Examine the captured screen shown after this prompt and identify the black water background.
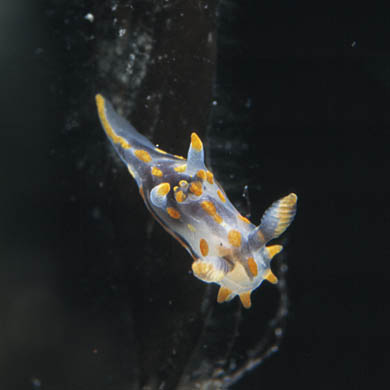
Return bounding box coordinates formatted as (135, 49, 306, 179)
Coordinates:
(0, 1, 387, 389)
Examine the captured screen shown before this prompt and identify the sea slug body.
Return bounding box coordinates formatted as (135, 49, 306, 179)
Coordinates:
(96, 94, 297, 308)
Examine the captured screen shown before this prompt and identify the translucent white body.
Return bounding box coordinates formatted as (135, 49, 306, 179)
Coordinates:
(96, 94, 297, 308)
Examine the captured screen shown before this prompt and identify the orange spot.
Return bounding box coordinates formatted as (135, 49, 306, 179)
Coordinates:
(248, 257, 258, 276)
(265, 244, 283, 259)
(151, 166, 163, 177)
(228, 230, 242, 247)
(214, 214, 223, 224)
(187, 224, 196, 232)
(201, 200, 223, 224)
(217, 189, 226, 203)
(166, 207, 181, 219)
(201, 200, 216, 216)
(217, 287, 232, 303)
(190, 181, 203, 196)
(191, 132, 203, 151)
(174, 164, 187, 173)
(175, 190, 186, 203)
(199, 238, 209, 256)
(206, 171, 214, 184)
(95, 95, 132, 150)
(196, 169, 207, 180)
(157, 182, 170, 197)
(134, 149, 152, 163)
(155, 147, 167, 154)
(264, 269, 278, 284)
(238, 214, 251, 224)
(239, 291, 252, 309)
(146, 202, 193, 258)
(174, 154, 185, 160)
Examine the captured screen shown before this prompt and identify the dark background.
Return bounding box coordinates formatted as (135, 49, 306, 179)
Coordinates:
(0, 0, 387, 389)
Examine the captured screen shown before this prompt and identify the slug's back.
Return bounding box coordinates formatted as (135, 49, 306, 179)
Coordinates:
(96, 94, 297, 308)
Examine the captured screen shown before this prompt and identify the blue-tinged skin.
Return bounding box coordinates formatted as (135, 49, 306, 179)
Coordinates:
(96, 94, 297, 308)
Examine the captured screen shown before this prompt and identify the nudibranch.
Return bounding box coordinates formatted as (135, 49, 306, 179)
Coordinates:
(95, 94, 297, 309)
